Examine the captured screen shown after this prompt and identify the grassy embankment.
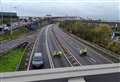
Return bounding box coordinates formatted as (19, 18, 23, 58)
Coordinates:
(0, 23, 42, 72)
(0, 21, 43, 41)
(0, 48, 25, 72)
(59, 21, 120, 55)
(0, 26, 29, 41)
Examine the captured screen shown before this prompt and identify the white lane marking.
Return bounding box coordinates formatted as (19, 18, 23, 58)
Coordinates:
(53, 28, 73, 67)
(54, 28, 82, 66)
(89, 57, 97, 63)
(27, 29, 41, 70)
(69, 34, 113, 63)
(45, 26, 54, 68)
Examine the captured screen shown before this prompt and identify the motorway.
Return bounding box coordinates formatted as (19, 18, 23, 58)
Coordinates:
(0, 23, 117, 82)
(29, 24, 113, 70)
(53, 24, 112, 65)
(27, 24, 119, 82)
(29, 27, 50, 69)
(29, 24, 71, 69)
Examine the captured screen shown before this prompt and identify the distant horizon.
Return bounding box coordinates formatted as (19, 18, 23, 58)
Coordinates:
(0, 11, 120, 22)
(0, 0, 119, 21)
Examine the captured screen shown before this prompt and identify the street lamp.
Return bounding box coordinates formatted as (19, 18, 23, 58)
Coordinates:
(0, 0, 3, 25)
(10, 6, 17, 36)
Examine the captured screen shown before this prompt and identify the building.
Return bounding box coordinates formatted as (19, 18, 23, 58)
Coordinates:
(0, 12, 18, 18)
(0, 12, 18, 24)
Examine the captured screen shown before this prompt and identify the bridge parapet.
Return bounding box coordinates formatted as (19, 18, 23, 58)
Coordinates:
(0, 63, 120, 82)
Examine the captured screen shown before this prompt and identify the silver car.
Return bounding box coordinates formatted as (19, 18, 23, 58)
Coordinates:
(32, 52, 44, 68)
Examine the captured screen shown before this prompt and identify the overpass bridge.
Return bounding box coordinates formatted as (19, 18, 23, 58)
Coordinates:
(0, 63, 120, 82)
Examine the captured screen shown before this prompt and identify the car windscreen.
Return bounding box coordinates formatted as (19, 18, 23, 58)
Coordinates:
(33, 56, 42, 61)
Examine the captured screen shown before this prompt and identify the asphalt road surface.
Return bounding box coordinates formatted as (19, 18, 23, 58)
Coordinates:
(52, 24, 112, 65)
(30, 24, 113, 70)
(30, 24, 119, 82)
(30, 26, 51, 69)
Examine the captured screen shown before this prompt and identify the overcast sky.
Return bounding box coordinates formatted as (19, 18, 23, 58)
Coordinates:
(0, 0, 120, 21)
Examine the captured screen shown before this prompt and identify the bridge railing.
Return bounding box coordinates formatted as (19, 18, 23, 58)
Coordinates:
(0, 63, 120, 82)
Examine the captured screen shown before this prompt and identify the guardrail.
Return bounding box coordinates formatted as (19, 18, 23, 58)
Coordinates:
(0, 63, 120, 82)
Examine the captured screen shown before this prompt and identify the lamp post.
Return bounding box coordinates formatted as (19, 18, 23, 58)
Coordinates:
(10, 6, 17, 36)
(0, 0, 3, 25)
(10, 11, 12, 35)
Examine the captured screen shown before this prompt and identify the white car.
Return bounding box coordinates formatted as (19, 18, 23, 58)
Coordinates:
(80, 48, 87, 56)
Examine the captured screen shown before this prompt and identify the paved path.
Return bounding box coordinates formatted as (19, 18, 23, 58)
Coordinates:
(0, 32, 37, 55)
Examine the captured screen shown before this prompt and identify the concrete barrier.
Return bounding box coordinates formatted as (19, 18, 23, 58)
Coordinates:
(0, 63, 120, 82)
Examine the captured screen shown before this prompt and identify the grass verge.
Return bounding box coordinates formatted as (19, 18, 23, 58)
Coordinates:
(0, 26, 29, 41)
(0, 48, 24, 72)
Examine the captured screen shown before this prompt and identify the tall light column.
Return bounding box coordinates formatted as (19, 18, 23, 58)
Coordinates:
(0, 0, 3, 25)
